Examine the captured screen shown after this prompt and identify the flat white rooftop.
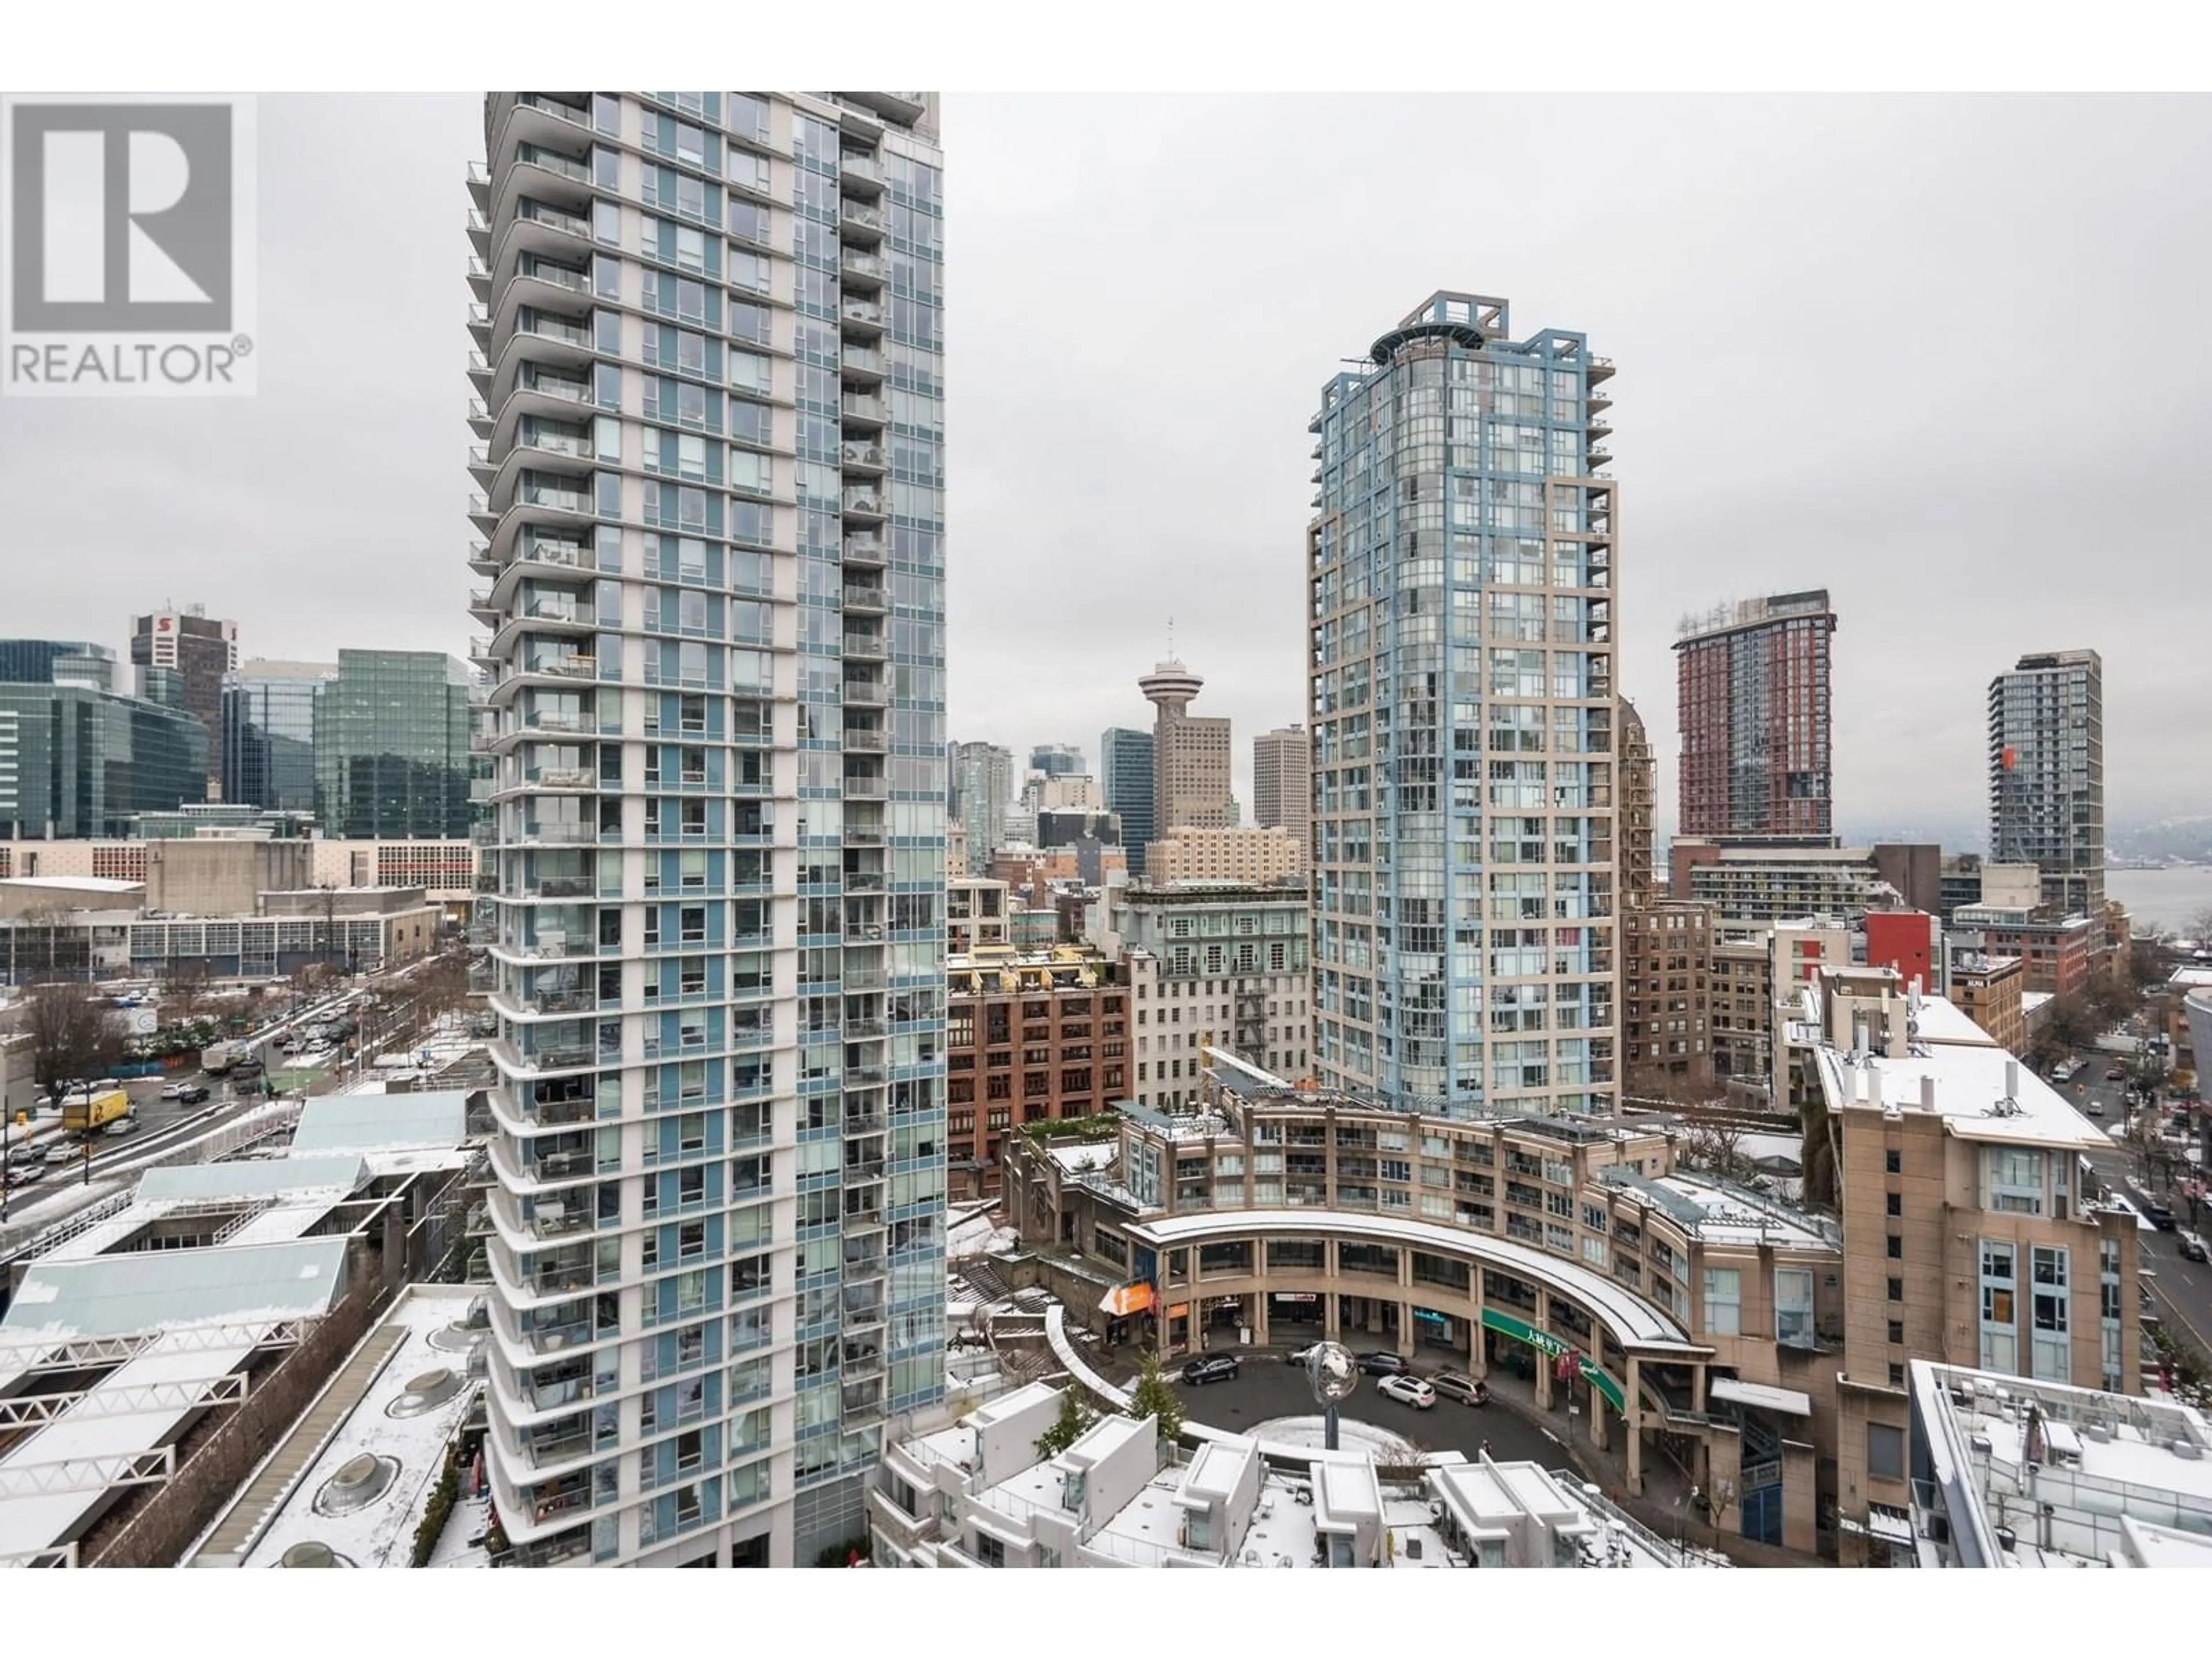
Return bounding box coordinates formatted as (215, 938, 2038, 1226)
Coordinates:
(1820, 1042, 2110, 1151)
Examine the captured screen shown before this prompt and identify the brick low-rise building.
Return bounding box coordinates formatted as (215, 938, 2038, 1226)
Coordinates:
(947, 945, 1126, 1198)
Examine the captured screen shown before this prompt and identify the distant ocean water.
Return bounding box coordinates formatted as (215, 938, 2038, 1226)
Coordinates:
(2106, 867, 2212, 934)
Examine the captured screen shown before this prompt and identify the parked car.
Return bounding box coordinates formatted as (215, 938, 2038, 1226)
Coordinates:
(1357, 1351, 1411, 1376)
(1377, 1375, 1437, 1410)
(2181, 1233, 2210, 1264)
(1180, 1355, 1240, 1386)
(1427, 1370, 1488, 1406)
(177, 1084, 210, 1104)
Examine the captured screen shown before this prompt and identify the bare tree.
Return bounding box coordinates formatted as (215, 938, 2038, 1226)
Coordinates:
(23, 981, 126, 1105)
(162, 957, 216, 1024)
(2187, 907, 2212, 951)
(1678, 1120, 1758, 1185)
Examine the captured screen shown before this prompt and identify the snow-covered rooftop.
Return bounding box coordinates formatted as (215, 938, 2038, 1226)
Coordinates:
(1639, 1171, 1839, 1251)
(1, 1237, 348, 1342)
(1912, 1359, 2212, 1568)
(199, 1286, 486, 1569)
(0, 874, 143, 893)
(884, 1384, 1715, 1571)
(1818, 1041, 2111, 1151)
(290, 1091, 471, 1156)
(1047, 1142, 1116, 1176)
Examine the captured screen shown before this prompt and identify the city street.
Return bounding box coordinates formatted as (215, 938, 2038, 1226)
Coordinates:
(1169, 1349, 1570, 1468)
(2059, 1046, 2212, 1355)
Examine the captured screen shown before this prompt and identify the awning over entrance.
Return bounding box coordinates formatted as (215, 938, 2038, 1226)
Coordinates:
(1709, 1378, 1815, 1417)
(1099, 1282, 1156, 1317)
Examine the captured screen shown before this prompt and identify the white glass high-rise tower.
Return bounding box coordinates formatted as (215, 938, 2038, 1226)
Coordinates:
(467, 90, 946, 1569)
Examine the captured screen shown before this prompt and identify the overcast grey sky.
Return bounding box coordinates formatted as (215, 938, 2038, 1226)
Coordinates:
(3, 93, 2206, 846)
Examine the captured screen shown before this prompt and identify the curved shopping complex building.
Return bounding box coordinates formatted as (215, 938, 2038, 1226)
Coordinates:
(1001, 971, 2143, 1564)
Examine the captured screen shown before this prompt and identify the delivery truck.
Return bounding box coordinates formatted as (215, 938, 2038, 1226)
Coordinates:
(62, 1088, 132, 1137)
(202, 1040, 256, 1074)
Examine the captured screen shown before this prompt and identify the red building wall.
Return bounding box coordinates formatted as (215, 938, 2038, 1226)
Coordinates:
(1865, 910, 1938, 995)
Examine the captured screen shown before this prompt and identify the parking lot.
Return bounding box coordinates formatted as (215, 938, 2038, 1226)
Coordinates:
(1169, 1348, 1574, 1468)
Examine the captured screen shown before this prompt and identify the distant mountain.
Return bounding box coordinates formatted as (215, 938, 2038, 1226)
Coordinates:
(1840, 821, 1987, 856)
(2110, 816, 2212, 863)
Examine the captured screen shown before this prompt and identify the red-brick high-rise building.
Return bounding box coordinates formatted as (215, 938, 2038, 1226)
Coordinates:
(1673, 590, 1837, 844)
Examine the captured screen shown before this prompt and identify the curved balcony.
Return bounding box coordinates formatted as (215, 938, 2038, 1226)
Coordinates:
(482, 1079, 602, 1138)
(482, 700, 600, 755)
(487, 1128, 607, 1198)
(485, 196, 596, 290)
(491, 1033, 604, 1084)
(487, 648, 601, 706)
(484, 525, 594, 593)
(490, 93, 593, 161)
(493, 1407, 605, 1483)
(487, 977, 597, 1020)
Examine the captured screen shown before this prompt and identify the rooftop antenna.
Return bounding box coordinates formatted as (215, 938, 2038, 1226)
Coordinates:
(1166, 615, 1176, 662)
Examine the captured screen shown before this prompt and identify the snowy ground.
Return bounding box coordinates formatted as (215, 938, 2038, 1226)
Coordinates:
(1246, 1415, 1418, 1460)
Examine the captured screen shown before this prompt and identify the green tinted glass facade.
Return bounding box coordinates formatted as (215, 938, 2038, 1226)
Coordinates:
(314, 650, 475, 838)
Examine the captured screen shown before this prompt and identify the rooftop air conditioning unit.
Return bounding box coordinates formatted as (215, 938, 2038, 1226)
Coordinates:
(2171, 1440, 2203, 1460)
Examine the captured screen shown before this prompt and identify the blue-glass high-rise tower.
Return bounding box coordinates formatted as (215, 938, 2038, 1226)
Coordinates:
(469, 90, 946, 1569)
(1307, 291, 1619, 1115)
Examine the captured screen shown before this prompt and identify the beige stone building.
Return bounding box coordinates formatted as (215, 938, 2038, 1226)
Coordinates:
(1788, 965, 2141, 1565)
(0, 836, 478, 908)
(1250, 725, 1310, 871)
(1143, 825, 1301, 887)
(1709, 918, 1849, 1089)
(1949, 947, 2026, 1058)
(1619, 701, 1713, 1092)
(1005, 1058, 1845, 1555)
(948, 876, 1010, 953)
(144, 838, 313, 916)
(1138, 658, 1232, 835)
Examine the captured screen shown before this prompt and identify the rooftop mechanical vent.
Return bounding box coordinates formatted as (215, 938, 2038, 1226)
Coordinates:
(313, 1453, 399, 1517)
(387, 1368, 463, 1418)
(278, 1541, 354, 1568)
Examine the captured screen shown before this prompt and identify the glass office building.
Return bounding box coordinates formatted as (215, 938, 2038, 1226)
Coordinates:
(1099, 725, 1154, 877)
(313, 650, 475, 839)
(222, 660, 339, 815)
(0, 639, 118, 692)
(1306, 291, 1620, 1116)
(0, 683, 208, 839)
(468, 90, 946, 1569)
(1988, 649, 2104, 926)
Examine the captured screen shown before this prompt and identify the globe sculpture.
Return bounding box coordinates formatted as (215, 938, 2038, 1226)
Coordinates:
(1305, 1340, 1358, 1452)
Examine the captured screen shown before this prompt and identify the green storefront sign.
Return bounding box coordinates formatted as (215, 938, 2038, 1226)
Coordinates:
(1479, 1308, 1626, 1413)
